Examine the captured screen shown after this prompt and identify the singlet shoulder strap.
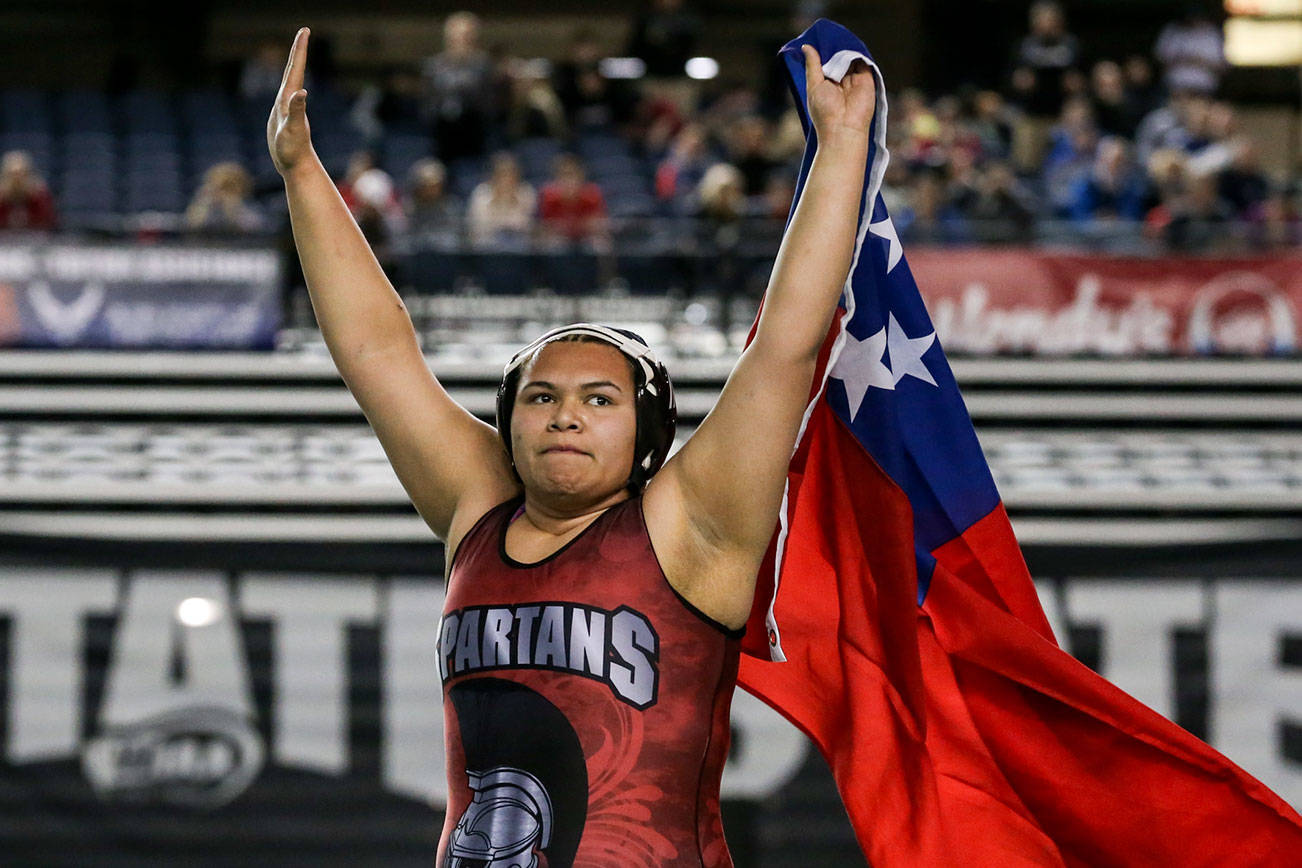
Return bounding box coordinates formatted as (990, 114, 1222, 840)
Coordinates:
(447, 493, 524, 577)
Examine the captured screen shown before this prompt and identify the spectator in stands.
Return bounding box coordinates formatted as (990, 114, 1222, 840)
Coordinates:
(241, 40, 289, 103)
(554, 28, 604, 116)
(951, 160, 1036, 241)
(421, 11, 493, 162)
(350, 167, 408, 275)
(1218, 139, 1270, 217)
(1155, 5, 1226, 97)
(1182, 101, 1261, 200)
(626, 0, 704, 77)
(969, 90, 1016, 162)
(634, 92, 688, 155)
(1134, 90, 1210, 164)
(184, 162, 266, 234)
(655, 122, 713, 213)
(553, 36, 639, 134)
(504, 58, 568, 142)
(1123, 54, 1163, 118)
(1164, 172, 1234, 251)
(930, 94, 983, 170)
(467, 151, 537, 248)
(485, 41, 518, 143)
(335, 152, 406, 257)
(1143, 147, 1227, 249)
(901, 166, 970, 244)
(0, 150, 56, 231)
(1043, 97, 1100, 214)
(696, 163, 747, 226)
(406, 158, 462, 245)
(1090, 60, 1144, 140)
(373, 68, 426, 134)
(759, 169, 797, 221)
(337, 151, 379, 211)
(944, 145, 982, 210)
(1009, 0, 1082, 119)
(879, 158, 913, 216)
(1067, 137, 1147, 223)
(727, 115, 778, 197)
(895, 88, 942, 166)
(539, 153, 609, 246)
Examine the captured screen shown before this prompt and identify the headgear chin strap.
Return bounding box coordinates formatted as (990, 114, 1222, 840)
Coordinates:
(496, 323, 678, 494)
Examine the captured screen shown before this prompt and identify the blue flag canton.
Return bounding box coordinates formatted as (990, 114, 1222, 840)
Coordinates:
(780, 20, 1002, 600)
(824, 196, 1000, 593)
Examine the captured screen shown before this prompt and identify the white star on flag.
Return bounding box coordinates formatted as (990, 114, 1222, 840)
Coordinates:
(868, 215, 902, 272)
(828, 325, 892, 419)
(886, 312, 937, 386)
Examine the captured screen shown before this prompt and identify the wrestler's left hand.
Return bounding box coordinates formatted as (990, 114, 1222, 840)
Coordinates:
(801, 43, 876, 143)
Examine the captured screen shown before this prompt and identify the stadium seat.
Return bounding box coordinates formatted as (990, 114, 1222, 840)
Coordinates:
(541, 248, 599, 295)
(1, 88, 52, 134)
(118, 90, 177, 135)
(473, 248, 535, 294)
(575, 131, 632, 162)
(180, 89, 238, 135)
(381, 132, 432, 181)
(407, 248, 465, 294)
(448, 156, 488, 198)
(514, 136, 562, 176)
(56, 90, 112, 134)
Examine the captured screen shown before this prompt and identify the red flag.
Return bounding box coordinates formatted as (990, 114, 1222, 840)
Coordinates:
(737, 19, 1302, 866)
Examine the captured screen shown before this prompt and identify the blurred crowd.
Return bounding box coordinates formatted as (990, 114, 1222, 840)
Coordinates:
(884, 1, 1298, 251)
(1, 0, 1297, 257)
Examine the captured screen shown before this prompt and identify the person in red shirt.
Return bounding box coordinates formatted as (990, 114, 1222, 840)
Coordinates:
(0, 151, 57, 231)
(538, 153, 608, 247)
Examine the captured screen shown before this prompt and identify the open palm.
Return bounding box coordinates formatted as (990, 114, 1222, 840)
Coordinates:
(266, 28, 314, 176)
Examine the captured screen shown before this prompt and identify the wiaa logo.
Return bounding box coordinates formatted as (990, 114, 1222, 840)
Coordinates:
(81, 706, 264, 810)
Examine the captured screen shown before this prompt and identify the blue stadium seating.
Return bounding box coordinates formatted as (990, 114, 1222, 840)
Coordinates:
(1, 89, 52, 134)
(57, 90, 112, 134)
(381, 132, 432, 182)
(119, 90, 177, 135)
(2, 85, 665, 228)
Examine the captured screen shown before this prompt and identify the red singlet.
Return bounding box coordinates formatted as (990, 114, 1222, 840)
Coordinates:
(436, 491, 742, 868)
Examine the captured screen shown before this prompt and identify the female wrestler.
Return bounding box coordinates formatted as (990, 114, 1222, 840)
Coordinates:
(269, 27, 874, 866)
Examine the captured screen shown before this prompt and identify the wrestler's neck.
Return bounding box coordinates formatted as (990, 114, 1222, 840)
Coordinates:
(518, 486, 631, 536)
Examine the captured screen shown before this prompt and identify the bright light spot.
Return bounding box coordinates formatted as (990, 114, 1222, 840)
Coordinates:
(176, 597, 223, 628)
(685, 302, 710, 325)
(599, 57, 647, 79)
(685, 57, 719, 80)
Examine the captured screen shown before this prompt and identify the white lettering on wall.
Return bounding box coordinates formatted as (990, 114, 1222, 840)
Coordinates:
(0, 569, 116, 762)
(100, 573, 253, 727)
(241, 575, 378, 775)
(1066, 580, 1204, 720)
(1212, 581, 1302, 806)
(383, 578, 447, 803)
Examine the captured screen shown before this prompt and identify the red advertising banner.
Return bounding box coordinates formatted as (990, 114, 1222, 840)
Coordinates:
(907, 250, 1302, 356)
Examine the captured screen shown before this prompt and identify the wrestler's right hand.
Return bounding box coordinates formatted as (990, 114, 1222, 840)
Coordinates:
(267, 27, 314, 177)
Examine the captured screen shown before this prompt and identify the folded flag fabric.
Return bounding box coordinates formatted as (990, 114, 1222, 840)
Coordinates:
(734, 18, 1302, 867)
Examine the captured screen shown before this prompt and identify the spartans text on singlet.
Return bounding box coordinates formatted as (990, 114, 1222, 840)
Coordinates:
(439, 602, 660, 709)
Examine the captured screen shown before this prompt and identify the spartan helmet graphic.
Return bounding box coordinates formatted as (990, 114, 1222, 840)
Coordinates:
(446, 766, 555, 868)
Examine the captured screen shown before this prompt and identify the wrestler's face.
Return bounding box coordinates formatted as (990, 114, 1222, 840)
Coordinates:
(512, 341, 637, 500)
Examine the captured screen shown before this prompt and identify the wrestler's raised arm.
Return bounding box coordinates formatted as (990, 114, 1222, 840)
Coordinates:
(269, 28, 519, 545)
(649, 44, 877, 627)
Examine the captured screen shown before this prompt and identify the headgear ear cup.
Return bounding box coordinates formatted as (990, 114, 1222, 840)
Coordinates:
(496, 323, 677, 494)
